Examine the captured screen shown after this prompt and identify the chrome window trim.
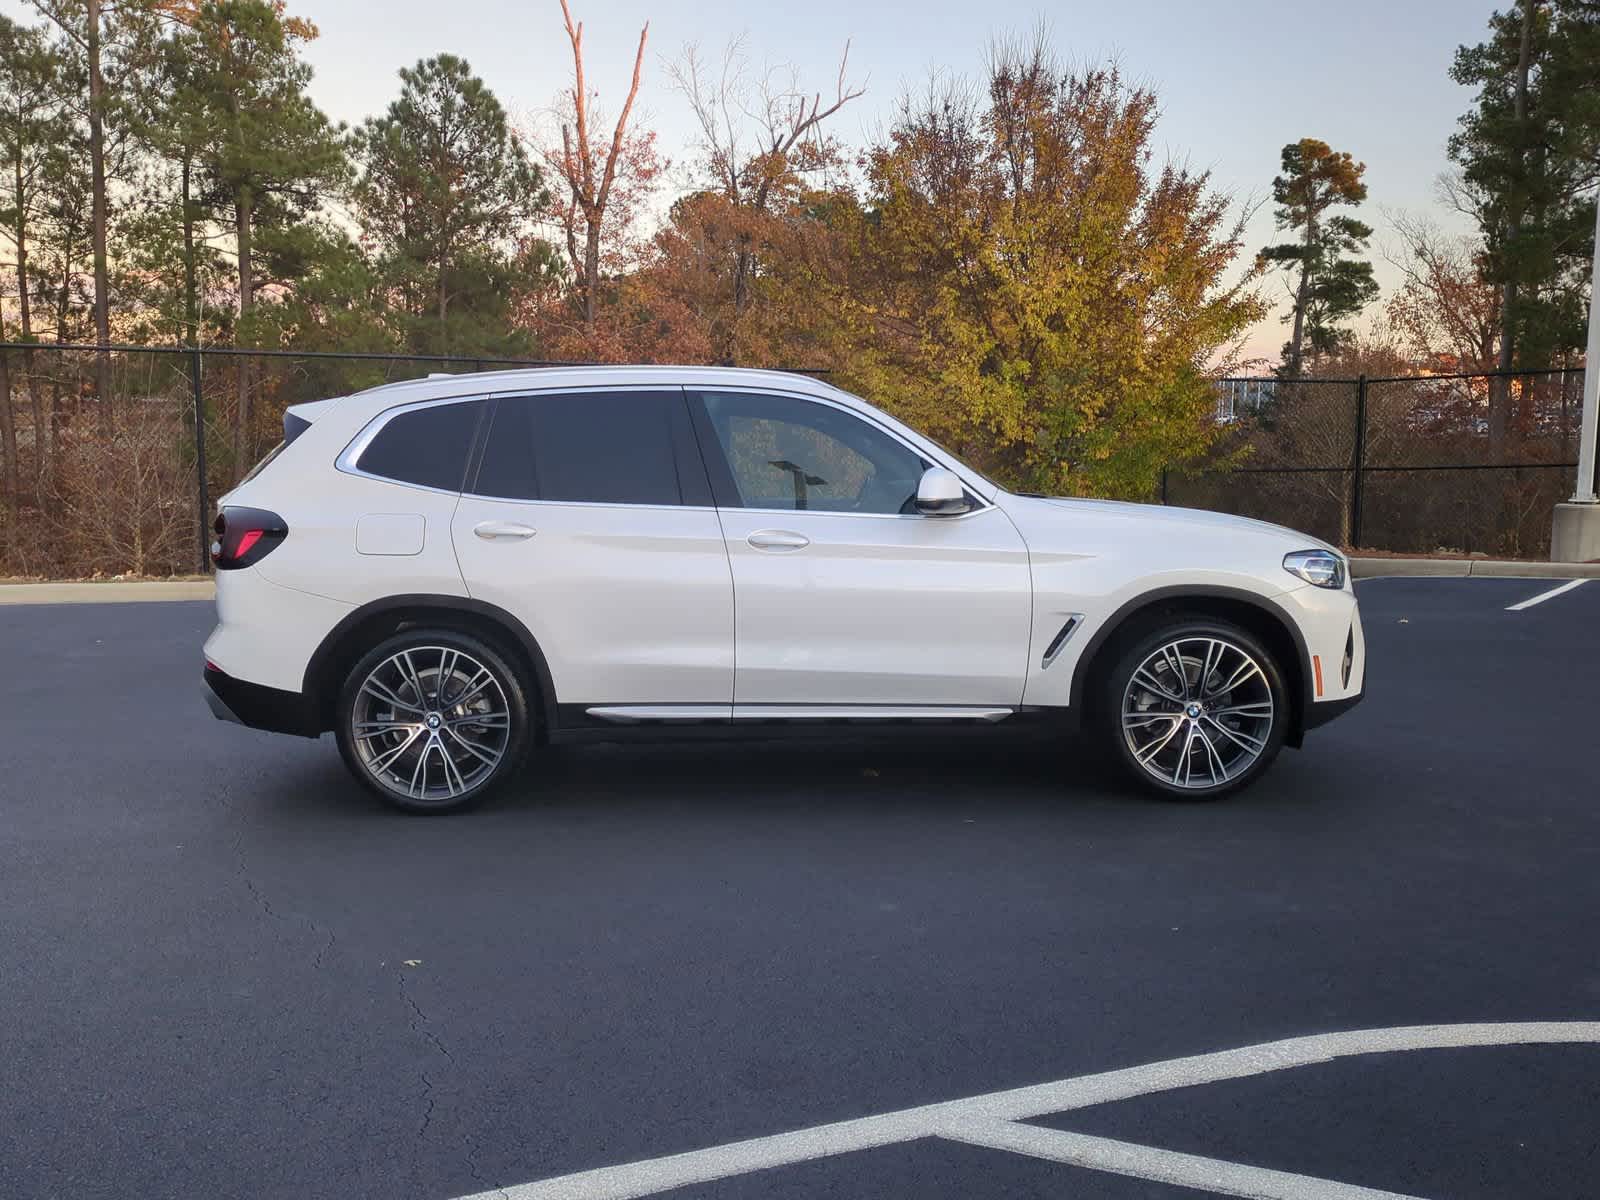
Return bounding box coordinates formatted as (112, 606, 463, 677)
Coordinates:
(336, 393, 488, 495)
(337, 382, 999, 514)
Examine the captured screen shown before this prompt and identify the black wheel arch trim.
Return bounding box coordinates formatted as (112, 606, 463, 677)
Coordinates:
(303, 594, 560, 733)
(1066, 584, 1313, 744)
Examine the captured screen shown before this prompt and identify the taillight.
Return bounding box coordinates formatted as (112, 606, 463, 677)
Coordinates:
(211, 506, 288, 570)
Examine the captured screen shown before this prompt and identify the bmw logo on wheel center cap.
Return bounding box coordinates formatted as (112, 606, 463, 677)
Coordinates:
(425, 713, 441, 729)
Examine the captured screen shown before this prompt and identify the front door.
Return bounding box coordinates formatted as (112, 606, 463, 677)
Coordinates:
(451, 388, 734, 714)
(690, 389, 1032, 708)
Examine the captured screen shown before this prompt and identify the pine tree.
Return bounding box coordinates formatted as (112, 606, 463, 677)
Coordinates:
(351, 54, 551, 357)
(1258, 139, 1379, 378)
(29, 0, 164, 428)
(175, 0, 344, 466)
(0, 14, 72, 490)
(1449, 0, 1600, 389)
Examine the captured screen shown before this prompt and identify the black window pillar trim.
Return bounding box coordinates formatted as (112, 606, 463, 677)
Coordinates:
(682, 390, 746, 509)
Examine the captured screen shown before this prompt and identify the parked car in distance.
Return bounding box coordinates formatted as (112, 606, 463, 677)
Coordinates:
(203, 366, 1365, 813)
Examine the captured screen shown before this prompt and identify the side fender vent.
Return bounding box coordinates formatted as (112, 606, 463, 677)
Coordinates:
(1040, 615, 1084, 669)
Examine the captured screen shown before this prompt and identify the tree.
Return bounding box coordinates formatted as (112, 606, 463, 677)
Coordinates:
(1259, 138, 1379, 377)
(1383, 210, 1501, 373)
(711, 41, 1259, 500)
(0, 14, 72, 491)
(29, 0, 163, 427)
(176, 0, 344, 465)
(546, 0, 652, 341)
(351, 53, 550, 357)
(1449, 0, 1600, 452)
(120, 13, 224, 351)
(665, 35, 862, 356)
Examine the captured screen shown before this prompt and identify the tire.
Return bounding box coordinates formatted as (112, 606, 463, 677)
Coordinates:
(1102, 617, 1288, 800)
(335, 628, 533, 814)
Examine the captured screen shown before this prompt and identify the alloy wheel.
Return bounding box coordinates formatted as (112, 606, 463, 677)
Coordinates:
(349, 645, 512, 804)
(1120, 636, 1276, 790)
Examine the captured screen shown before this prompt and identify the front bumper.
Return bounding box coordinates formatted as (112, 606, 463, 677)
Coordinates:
(204, 664, 321, 738)
(1302, 690, 1364, 730)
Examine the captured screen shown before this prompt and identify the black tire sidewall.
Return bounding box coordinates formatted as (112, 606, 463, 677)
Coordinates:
(335, 628, 533, 814)
(1103, 618, 1288, 801)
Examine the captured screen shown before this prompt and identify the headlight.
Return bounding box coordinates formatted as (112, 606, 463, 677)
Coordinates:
(1283, 549, 1346, 589)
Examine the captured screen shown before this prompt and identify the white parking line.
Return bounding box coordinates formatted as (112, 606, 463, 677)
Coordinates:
(448, 1021, 1600, 1200)
(946, 1120, 1423, 1200)
(1506, 579, 1589, 611)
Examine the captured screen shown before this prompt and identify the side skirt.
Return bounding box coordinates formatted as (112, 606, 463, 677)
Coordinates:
(548, 704, 1073, 744)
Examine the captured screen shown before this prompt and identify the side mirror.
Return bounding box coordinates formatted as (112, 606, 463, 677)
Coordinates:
(914, 466, 972, 516)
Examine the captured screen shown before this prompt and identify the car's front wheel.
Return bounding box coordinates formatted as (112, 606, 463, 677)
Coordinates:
(335, 629, 532, 813)
(1103, 618, 1287, 799)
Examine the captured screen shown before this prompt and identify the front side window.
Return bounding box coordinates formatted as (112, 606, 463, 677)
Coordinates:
(474, 390, 688, 506)
(356, 400, 485, 492)
(699, 392, 930, 515)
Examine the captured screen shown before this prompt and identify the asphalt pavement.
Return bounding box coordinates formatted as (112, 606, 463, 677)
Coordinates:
(1, 577, 1597, 1199)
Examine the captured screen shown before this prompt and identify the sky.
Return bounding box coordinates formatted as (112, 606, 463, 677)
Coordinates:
(7, 0, 1501, 361)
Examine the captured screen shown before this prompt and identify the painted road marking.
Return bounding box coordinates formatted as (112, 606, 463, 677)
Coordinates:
(448, 1021, 1600, 1200)
(946, 1120, 1424, 1200)
(1506, 578, 1588, 611)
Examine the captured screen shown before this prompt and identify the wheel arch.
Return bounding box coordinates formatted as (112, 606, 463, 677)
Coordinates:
(303, 594, 559, 737)
(1069, 586, 1311, 748)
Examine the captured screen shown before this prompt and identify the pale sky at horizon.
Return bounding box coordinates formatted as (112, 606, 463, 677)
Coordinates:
(5, 0, 1500, 361)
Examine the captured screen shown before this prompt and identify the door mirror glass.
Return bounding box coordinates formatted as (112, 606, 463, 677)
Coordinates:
(914, 467, 972, 516)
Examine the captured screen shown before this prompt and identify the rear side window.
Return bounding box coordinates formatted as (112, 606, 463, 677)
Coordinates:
(474, 391, 693, 506)
(357, 400, 484, 492)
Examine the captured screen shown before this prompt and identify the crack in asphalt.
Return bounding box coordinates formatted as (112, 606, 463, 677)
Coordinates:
(214, 775, 341, 969)
(399, 967, 490, 1188)
(212, 774, 488, 1191)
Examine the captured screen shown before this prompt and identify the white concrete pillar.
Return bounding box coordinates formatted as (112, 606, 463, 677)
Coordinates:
(1550, 190, 1600, 561)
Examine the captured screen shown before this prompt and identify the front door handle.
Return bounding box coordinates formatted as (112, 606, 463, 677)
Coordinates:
(747, 530, 810, 552)
(473, 521, 538, 541)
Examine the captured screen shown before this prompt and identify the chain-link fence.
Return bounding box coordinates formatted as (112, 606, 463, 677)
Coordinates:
(0, 346, 1593, 577)
(1169, 369, 1591, 558)
(0, 343, 569, 579)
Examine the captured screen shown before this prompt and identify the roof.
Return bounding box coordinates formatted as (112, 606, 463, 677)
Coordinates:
(351, 363, 837, 405)
(313, 363, 855, 434)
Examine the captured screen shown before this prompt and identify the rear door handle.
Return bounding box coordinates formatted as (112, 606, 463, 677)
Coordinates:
(747, 530, 810, 552)
(473, 521, 538, 541)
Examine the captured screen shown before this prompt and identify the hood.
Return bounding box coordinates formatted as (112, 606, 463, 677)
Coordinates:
(1028, 495, 1339, 553)
(994, 493, 1342, 586)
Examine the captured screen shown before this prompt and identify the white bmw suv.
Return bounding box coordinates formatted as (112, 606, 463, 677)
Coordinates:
(204, 366, 1365, 812)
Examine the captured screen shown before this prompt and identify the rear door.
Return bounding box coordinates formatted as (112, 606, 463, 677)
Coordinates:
(451, 388, 734, 716)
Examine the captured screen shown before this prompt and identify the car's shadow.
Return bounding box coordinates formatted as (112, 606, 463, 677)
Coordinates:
(251, 723, 1338, 829)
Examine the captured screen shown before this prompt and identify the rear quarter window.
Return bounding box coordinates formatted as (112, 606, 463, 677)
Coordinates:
(356, 400, 485, 492)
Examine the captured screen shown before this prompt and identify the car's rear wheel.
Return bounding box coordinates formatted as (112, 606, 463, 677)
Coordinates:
(335, 629, 532, 813)
(1103, 618, 1287, 800)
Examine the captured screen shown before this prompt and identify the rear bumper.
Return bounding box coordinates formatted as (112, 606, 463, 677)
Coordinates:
(204, 663, 321, 738)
